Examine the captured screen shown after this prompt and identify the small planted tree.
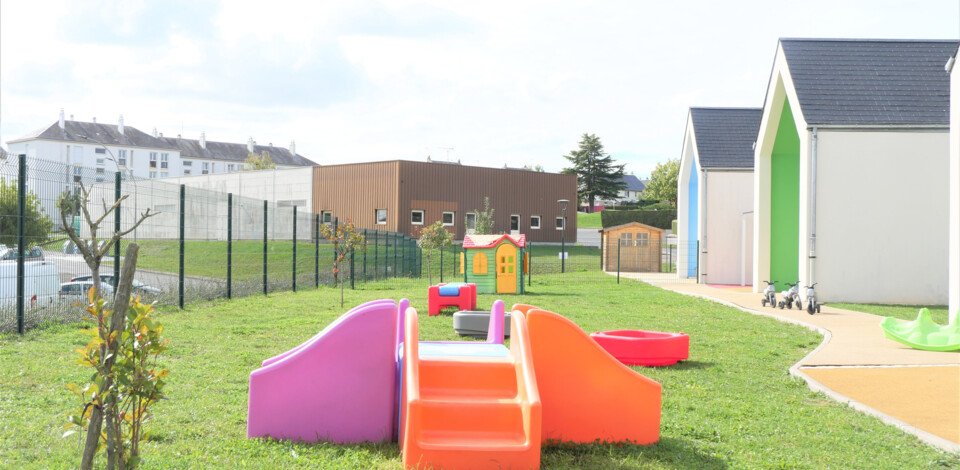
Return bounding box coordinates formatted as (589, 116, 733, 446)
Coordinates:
(471, 196, 495, 235)
(0, 178, 52, 246)
(417, 221, 453, 285)
(645, 159, 680, 206)
(245, 151, 276, 170)
(319, 219, 366, 307)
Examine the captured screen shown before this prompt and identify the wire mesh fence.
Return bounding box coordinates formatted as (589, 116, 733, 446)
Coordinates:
(0, 155, 419, 333)
(604, 234, 700, 284)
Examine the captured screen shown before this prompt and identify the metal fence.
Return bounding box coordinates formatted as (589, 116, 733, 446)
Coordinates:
(0, 155, 419, 333)
(604, 235, 700, 284)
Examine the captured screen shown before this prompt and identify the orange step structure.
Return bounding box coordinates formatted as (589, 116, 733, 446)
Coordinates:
(515, 304, 662, 444)
(400, 305, 542, 470)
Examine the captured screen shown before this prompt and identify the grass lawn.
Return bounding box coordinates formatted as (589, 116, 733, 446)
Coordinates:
(1, 272, 957, 468)
(577, 211, 602, 229)
(830, 303, 951, 324)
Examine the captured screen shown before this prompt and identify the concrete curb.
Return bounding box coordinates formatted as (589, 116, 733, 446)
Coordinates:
(618, 275, 960, 455)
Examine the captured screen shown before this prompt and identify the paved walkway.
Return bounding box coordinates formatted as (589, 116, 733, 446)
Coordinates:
(614, 273, 960, 453)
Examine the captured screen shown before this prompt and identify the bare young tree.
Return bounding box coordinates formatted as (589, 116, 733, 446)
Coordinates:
(58, 182, 157, 470)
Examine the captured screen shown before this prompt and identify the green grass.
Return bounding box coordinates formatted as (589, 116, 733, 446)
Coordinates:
(2, 273, 956, 468)
(577, 211, 602, 229)
(829, 303, 951, 324)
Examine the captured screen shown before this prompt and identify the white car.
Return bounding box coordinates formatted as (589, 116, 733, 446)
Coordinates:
(59, 281, 115, 301)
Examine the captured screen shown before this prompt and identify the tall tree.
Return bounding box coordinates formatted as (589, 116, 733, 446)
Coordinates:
(563, 134, 626, 212)
(645, 159, 680, 206)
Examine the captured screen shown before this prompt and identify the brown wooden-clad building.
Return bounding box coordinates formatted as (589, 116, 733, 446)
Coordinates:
(312, 160, 577, 242)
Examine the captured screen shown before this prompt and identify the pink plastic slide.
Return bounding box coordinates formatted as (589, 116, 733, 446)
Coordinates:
(247, 299, 399, 443)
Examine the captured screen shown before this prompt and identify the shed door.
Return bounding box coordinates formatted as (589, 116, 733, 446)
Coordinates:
(495, 244, 517, 294)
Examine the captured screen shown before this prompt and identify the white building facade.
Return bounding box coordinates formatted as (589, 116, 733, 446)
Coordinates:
(949, 47, 960, 322)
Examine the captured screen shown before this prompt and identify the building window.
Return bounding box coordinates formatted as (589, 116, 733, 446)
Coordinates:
(465, 212, 477, 231)
(149, 152, 157, 168)
(411, 210, 424, 225)
(117, 149, 127, 166)
(95, 147, 106, 154)
(149, 171, 157, 179)
(555, 217, 565, 230)
(161, 153, 169, 169)
(375, 209, 387, 225)
(183, 160, 192, 167)
(442, 211, 455, 226)
(472, 253, 488, 274)
(160, 171, 168, 178)
(72, 166, 82, 183)
(227, 164, 235, 172)
(184, 169, 191, 175)
(637, 232, 649, 247)
(95, 168, 105, 174)
(321, 211, 333, 224)
(202, 162, 210, 175)
(530, 215, 541, 230)
(96, 158, 105, 166)
(510, 214, 520, 232)
(619, 233, 633, 246)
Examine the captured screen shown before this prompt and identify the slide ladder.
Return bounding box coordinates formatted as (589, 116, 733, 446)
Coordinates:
(400, 304, 541, 470)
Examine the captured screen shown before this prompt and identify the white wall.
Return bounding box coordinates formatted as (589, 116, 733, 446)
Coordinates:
(702, 170, 753, 285)
(676, 114, 696, 278)
(814, 130, 949, 304)
(950, 58, 960, 322)
(164, 167, 313, 213)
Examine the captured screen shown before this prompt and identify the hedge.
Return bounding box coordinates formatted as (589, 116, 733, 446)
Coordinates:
(600, 209, 676, 230)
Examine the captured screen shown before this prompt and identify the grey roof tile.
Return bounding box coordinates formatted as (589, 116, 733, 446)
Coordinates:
(690, 107, 762, 169)
(622, 174, 646, 191)
(12, 120, 176, 149)
(159, 137, 314, 166)
(780, 39, 957, 126)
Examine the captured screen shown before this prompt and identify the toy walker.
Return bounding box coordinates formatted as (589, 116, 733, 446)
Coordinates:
(778, 282, 802, 310)
(761, 281, 777, 308)
(804, 283, 821, 314)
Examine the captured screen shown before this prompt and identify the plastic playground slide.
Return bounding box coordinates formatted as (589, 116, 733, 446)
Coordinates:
(400, 305, 542, 470)
(880, 308, 960, 352)
(247, 300, 399, 443)
(516, 304, 662, 444)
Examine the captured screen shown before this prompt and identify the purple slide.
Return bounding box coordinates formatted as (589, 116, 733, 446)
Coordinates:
(247, 299, 399, 443)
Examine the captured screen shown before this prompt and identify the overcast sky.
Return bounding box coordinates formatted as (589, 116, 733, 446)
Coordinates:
(2, 1, 958, 176)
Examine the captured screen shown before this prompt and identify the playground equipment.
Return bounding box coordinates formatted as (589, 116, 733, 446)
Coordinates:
(461, 234, 527, 294)
(761, 280, 777, 308)
(778, 282, 802, 310)
(427, 282, 477, 316)
(804, 283, 821, 315)
(453, 310, 512, 337)
(590, 330, 689, 366)
(248, 299, 662, 469)
(880, 308, 960, 352)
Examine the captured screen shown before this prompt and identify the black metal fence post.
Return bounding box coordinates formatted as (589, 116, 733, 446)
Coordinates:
(227, 193, 233, 299)
(463, 245, 468, 283)
(374, 229, 379, 280)
(178, 184, 185, 309)
(292, 206, 298, 292)
(527, 241, 532, 287)
(393, 233, 398, 278)
(114, 171, 121, 284)
(263, 200, 268, 295)
(362, 229, 368, 281)
(15, 154, 26, 334)
(314, 213, 320, 288)
(350, 247, 355, 289)
(332, 217, 339, 269)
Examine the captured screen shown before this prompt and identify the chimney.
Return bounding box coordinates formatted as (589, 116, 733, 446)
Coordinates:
(247, 137, 255, 153)
(59, 109, 65, 129)
(92, 117, 97, 123)
(268, 142, 273, 147)
(152, 127, 158, 138)
(70, 114, 74, 120)
(118, 114, 125, 135)
(159, 132, 163, 137)
(289, 140, 296, 155)
(200, 131, 206, 149)
(177, 134, 181, 139)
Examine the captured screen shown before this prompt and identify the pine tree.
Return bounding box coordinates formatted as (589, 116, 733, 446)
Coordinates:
(562, 134, 626, 212)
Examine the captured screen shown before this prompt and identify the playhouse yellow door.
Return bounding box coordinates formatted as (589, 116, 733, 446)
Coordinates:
(495, 244, 517, 293)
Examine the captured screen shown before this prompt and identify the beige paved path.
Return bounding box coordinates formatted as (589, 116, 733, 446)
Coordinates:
(614, 273, 960, 452)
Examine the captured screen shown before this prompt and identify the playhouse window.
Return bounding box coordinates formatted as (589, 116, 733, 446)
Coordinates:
(530, 215, 541, 229)
(375, 209, 387, 225)
(472, 253, 488, 274)
(442, 211, 455, 226)
(619, 233, 633, 246)
(555, 217, 565, 230)
(411, 210, 424, 225)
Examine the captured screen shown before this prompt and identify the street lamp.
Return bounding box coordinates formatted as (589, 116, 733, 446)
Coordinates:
(557, 198, 569, 273)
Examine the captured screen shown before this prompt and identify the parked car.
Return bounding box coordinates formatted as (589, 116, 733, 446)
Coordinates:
(69, 275, 162, 297)
(0, 261, 59, 309)
(59, 281, 114, 302)
(0, 245, 45, 262)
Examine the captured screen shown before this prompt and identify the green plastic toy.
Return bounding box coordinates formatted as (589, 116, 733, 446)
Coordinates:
(880, 308, 960, 352)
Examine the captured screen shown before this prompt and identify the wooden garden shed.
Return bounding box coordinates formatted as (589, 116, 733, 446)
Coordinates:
(600, 222, 664, 273)
(460, 234, 526, 294)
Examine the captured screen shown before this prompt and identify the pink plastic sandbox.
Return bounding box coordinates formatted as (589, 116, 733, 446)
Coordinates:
(590, 330, 689, 367)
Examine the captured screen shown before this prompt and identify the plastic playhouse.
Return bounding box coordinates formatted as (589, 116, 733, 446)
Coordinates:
(460, 234, 527, 294)
(247, 299, 662, 469)
(591, 330, 690, 366)
(880, 308, 960, 352)
(427, 282, 477, 316)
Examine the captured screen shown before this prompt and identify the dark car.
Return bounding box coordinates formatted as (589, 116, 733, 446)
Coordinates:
(0, 246, 44, 261)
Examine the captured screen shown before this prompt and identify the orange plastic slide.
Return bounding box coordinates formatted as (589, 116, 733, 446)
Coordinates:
(515, 304, 662, 444)
(400, 307, 542, 470)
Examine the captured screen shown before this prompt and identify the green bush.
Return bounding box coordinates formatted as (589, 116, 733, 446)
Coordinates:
(601, 209, 676, 230)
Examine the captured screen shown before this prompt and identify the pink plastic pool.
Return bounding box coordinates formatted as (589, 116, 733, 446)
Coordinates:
(590, 330, 689, 367)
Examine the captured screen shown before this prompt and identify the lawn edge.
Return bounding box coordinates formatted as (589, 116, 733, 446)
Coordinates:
(631, 279, 960, 455)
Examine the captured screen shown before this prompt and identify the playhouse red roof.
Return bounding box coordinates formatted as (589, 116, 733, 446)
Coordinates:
(462, 234, 526, 249)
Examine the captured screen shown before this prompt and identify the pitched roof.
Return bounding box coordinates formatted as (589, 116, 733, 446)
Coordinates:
(159, 137, 314, 166)
(622, 174, 646, 191)
(463, 234, 526, 249)
(780, 39, 958, 127)
(600, 221, 664, 233)
(7, 121, 175, 149)
(689, 107, 762, 169)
